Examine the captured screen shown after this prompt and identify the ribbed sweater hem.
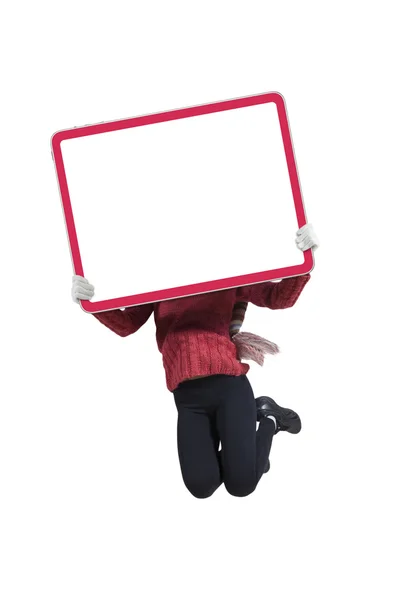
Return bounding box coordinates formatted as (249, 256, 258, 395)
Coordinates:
(161, 331, 250, 392)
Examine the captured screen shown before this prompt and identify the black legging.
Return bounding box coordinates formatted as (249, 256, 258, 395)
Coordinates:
(173, 374, 275, 498)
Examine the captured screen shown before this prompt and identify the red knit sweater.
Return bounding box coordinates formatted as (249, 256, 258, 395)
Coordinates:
(92, 275, 311, 392)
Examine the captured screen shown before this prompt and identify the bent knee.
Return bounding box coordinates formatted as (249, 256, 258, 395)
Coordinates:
(225, 473, 257, 498)
(184, 475, 220, 499)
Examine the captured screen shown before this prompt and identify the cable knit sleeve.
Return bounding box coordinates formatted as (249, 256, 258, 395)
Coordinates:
(236, 274, 311, 309)
(92, 303, 154, 337)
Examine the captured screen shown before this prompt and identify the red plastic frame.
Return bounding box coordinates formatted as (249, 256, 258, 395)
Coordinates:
(52, 92, 313, 313)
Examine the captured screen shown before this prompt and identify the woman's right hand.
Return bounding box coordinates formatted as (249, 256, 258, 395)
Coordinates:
(71, 275, 95, 304)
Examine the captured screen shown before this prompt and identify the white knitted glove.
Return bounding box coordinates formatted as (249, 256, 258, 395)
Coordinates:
(295, 223, 319, 251)
(71, 275, 95, 304)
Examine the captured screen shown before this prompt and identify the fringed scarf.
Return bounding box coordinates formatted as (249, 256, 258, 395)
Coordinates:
(230, 301, 279, 366)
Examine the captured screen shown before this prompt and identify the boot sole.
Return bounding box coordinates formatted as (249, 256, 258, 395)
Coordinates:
(257, 397, 302, 434)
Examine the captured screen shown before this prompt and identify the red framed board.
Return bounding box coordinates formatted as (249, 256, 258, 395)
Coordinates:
(51, 92, 314, 313)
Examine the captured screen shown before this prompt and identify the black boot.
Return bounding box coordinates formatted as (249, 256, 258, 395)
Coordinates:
(256, 396, 302, 434)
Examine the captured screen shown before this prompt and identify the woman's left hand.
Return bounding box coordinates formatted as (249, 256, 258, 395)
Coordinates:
(295, 223, 319, 251)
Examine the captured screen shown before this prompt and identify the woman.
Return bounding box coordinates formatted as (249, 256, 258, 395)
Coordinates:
(71, 224, 319, 498)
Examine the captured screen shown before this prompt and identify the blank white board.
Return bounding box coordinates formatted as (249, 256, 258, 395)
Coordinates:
(52, 93, 313, 312)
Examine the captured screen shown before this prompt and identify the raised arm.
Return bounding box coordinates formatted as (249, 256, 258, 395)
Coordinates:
(71, 275, 154, 337)
(236, 274, 311, 309)
(92, 304, 154, 337)
(236, 223, 319, 309)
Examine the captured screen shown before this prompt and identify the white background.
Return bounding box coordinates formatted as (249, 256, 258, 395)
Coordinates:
(1, 1, 399, 599)
(61, 101, 302, 303)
